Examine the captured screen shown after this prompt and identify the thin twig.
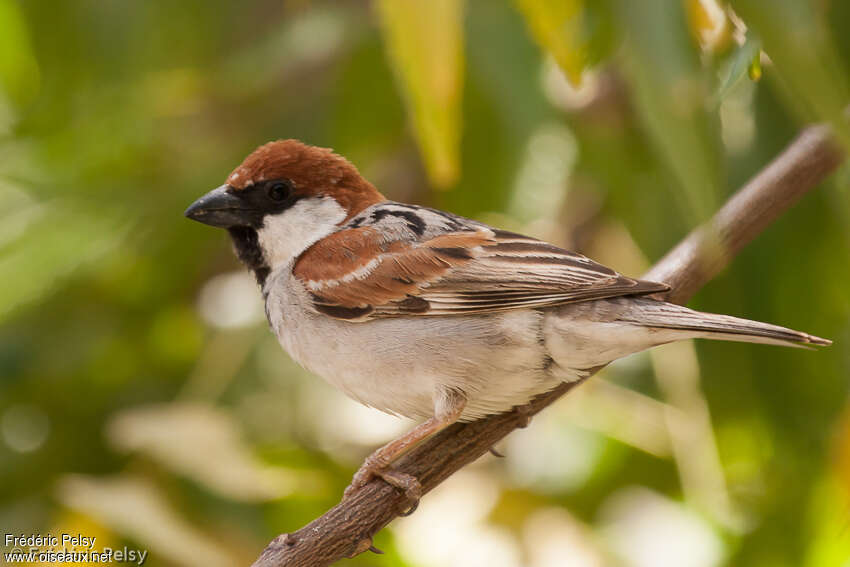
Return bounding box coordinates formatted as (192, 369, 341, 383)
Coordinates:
(252, 125, 843, 567)
(644, 125, 843, 303)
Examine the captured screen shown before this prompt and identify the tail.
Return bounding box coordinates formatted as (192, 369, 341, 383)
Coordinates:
(622, 298, 831, 348)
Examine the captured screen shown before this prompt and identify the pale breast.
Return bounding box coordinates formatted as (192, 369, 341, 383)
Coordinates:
(263, 266, 564, 420)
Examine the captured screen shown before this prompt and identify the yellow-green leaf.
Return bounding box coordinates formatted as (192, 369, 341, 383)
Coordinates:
(747, 50, 762, 81)
(0, 0, 40, 107)
(685, 0, 732, 54)
(375, 0, 464, 189)
(514, 0, 586, 86)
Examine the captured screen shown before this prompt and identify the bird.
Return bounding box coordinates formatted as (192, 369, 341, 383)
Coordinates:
(185, 139, 830, 501)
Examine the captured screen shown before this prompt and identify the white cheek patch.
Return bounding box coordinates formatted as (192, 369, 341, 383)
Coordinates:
(256, 197, 347, 268)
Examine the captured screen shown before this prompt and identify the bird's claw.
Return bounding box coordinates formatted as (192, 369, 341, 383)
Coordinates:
(344, 460, 422, 514)
(514, 403, 534, 428)
(380, 468, 422, 513)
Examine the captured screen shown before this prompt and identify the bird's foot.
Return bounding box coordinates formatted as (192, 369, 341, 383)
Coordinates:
(344, 457, 422, 513)
(514, 403, 535, 428)
(381, 469, 422, 515)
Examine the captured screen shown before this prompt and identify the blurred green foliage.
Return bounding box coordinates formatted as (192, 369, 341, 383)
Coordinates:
(1, 1, 849, 566)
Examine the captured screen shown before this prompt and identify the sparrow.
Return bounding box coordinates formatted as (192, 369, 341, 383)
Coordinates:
(185, 140, 830, 501)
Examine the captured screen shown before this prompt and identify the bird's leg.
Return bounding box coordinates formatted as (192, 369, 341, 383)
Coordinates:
(344, 390, 466, 504)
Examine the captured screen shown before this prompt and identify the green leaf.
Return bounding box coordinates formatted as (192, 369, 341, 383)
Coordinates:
(615, 0, 724, 224)
(375, 0, 465, 189)
(514, 0, 587, 86)
(0, 0, 40, 108)
(731, 0, 850, 150)
(714, 35, 761, 105)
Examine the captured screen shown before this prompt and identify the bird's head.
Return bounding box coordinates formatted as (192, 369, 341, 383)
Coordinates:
(185, 140, 385, 283)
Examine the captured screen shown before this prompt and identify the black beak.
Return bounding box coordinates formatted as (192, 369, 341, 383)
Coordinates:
(184, 185, 255, 228)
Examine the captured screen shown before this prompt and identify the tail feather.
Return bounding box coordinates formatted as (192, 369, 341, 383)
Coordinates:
(622, 298, 831, 348)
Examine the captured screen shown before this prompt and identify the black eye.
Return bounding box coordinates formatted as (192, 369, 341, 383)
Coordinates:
(266, 181, 291, 202)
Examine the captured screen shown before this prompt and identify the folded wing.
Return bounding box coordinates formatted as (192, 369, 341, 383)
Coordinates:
(293, 224, 669, 321)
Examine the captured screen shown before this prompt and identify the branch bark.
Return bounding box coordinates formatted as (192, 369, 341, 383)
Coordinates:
(252, 125, 844, 567)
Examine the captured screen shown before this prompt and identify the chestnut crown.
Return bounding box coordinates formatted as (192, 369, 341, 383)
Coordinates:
(185, 140, 386, 230)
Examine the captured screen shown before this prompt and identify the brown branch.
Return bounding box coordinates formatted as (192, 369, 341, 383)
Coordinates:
(644, 125, 844, 303)
(252, 125, 844, 567)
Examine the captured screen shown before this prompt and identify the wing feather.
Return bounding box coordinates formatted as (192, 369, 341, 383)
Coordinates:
(293, 214, 669, 321)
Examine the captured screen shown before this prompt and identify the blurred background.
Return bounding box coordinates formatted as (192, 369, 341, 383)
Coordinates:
(1, 0, 849, 565)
